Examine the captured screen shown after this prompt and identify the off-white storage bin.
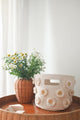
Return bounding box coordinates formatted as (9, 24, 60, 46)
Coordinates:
(33, 74, 75, 111)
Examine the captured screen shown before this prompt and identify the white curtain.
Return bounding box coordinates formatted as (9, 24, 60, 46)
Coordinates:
(0, 0, 80, 97)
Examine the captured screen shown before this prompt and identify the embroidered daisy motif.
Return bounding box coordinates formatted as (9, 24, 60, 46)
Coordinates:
(56, 89, 64, 97)
(69, 97, 72, 103)
(69, 89, 74, 96)
(65, 80, 72, 89)
(33, 87, 37, 94)
(36, 78, 41, 86)
(47, 98, 56, 107)
(40, 88, 48, 96)
(63, 98, 70, 108)
(32, 79, 35, 84)
(35, 97, 41, 104)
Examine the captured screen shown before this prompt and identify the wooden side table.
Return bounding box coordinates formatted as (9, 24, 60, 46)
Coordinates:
(0, 95, 80, 120)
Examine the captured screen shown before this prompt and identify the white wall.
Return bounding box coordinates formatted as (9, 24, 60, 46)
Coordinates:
(0, 0, 80, 96)
(50, 0, 80, 96)
(49, 0, 80, 96)
(27, 0, 80, 96)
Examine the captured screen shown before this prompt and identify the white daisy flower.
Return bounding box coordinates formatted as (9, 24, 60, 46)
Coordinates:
(14, 65, 17, 69)
(9, 64, 13, 68)
(35, 97, 41, 104)
(35, 78, 41, 86)
(47, 98, 56, 107)
(56, 89, 64, 97)
(65, 80, 72, 89)
(69, 89, 74, 96)
(63, 98, 70, 108)
(32, 78, 35, 84)
(40, 88, 48, 96)
(33, 87, 37, 94)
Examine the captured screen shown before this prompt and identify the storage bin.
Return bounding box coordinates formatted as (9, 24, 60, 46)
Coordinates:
(33, 74, 75, 111)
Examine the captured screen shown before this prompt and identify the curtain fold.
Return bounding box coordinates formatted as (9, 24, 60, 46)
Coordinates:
(0, 0, 80, 97)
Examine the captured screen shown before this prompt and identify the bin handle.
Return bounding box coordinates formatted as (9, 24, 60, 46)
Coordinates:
(44, 79, 60, 85)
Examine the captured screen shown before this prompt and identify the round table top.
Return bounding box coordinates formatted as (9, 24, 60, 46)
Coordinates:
(0, 95, 80, 115)
(0, 95, 80, 120)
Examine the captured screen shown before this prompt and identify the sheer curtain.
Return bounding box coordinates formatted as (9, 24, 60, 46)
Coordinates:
(0, 0, 80, 97)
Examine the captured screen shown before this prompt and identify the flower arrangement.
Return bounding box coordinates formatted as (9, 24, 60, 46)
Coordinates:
(2, 51, 45, 80)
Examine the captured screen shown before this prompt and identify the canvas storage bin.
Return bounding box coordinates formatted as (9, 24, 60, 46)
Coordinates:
(33, 74, 75, 111)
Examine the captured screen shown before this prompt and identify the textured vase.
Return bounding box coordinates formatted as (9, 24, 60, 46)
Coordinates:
(15, 79, 34, 103)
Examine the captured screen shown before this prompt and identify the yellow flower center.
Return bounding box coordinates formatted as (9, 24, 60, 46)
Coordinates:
(48, 99, 53, 104)
(20, 53, 24, 56)
(58, 91, 62, 95)
(12, 57, 15, 59)
(8, 54, 10, 57)
(41, 90, 45, 95)
(68, 82, 71, 86)
(14, 52, 17, 55)
(23, 56, 25, 59)
(14, 60, 17, 63)
(25, 53, 27, 55)
(16, 57, 19, 59)
(11, 67, 14, 69)
(19, 64, 22, 67)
